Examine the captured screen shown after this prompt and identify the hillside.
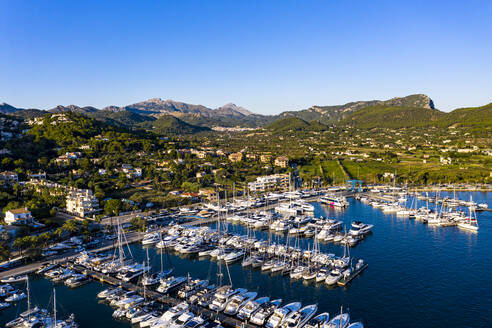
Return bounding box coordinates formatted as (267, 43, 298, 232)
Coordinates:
(265, 117, 329, 133)
(87, 110, 155, 129)
(339, 105, 444, 128)
(140, 115, 211, 135)
(279, 94, 435, 124)
(444, 103, 492, 128)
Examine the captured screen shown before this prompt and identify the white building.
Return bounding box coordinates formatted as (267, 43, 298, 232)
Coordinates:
(5, 208, 33, 225)
(66, 189, 99, 218)
(248, 174, 290, 192)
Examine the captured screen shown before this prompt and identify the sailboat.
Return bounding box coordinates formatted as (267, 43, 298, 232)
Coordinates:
(458, 200, 479, 232)
(46, 288, 79, 327)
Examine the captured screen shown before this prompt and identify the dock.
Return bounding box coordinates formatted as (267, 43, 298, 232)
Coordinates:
(337, 263, 368, 286)
(64, 262, 261, 328)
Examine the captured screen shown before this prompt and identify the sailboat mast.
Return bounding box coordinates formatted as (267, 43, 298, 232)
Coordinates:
(26, 276, 31, 314)
(53, 288, 57, 325)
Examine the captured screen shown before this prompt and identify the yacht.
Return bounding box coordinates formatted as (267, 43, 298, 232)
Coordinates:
(250, 299, 283, 326)
(281, 304, 317, 328)
(5, 291, 27, 302)
(142, 233, 161, 245)
(224, 291, 257, 315)
(237, 296, 270, 320)
(315, 268, 329, 283)
(150, 301, 189, 328)
(223, 250, 245, 264)
(347, 323, 363, 328)
(266, 302, 302, 328)
(157, 276, 187, 293)
(168, 311, 195, 328)
(304, 312, 330, 328)
(142, 270, 173, 286)
(325, 269, 342, 286)
(209, 287, 246, 312)
(290, 266, 308, 279)
(184, 316, 205, 328)
(325, 312, 350, 328)
(458, 207, 479, 232)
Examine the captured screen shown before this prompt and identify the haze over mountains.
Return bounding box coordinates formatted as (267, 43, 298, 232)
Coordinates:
(1, 94, 490, 133)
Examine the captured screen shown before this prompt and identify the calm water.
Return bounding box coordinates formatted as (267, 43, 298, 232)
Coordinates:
(1, 192, 491, 328)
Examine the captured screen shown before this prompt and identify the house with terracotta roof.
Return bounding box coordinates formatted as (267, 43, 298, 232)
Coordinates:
(5, 208, 33, 225)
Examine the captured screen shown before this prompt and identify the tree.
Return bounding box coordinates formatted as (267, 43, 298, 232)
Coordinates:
(104, 199, 122, 216)
(62, 219, 79, 235)
(3, 201, 21, 213)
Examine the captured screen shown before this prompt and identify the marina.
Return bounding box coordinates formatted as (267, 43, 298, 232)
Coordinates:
(0, 191, 490, 328)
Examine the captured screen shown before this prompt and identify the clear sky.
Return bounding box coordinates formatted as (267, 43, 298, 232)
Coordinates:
(1, 0, 491, 114)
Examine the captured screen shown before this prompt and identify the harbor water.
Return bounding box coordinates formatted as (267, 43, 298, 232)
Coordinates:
(1, 192, 491, 328)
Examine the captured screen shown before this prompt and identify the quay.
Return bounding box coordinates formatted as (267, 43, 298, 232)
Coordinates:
(337, 263, 368, 286)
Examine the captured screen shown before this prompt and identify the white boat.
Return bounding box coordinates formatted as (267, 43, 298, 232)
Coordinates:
(150, 301, 189, 328)
(209, 287, 246, 312)
(142, 232, 161, 245)
(304, 312, 329, 328)
(266, 302, 302, 328)
(281, 304, 318, 328)
(157, 276, 187, 293)
(6, 291, 27, 302)
(250, 299, 283, 326)
(324, 312, 350, 328)
(223, 250, 244, 264)
(458, 205, 479, 232)
(325, 269, 342, 286)
(1, 275, 27, 283)
(347, 323, 363, 328)
(237, 296, 270, 320)
(168, 311, 194, 328)
(224, 291, 257, 315)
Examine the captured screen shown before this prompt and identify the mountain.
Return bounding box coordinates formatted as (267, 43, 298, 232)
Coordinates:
(339, 105, 443, 128)
(87, 110, 155, 129)
(140, 115, 211, 135)
(265, 117, 329, 133)
(48, 105, 99, 114)
(0, 103, 22, 114)
(215, 103, 253, 116)
(279, 94, 435, 124)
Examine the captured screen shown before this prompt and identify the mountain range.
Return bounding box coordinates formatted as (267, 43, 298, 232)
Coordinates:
(1, 94, 490, 133)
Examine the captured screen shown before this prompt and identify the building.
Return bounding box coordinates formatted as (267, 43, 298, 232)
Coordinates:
(248, 174, 290, 192)
(66, 189, 100, 218)
(260, 154, 272, 163)
(228, 152, 243, 162)
(0, 171, 18, 184)
(5, 208, 33, 225)
(199, 188, 219, 203)
(274, 156, 289, 168)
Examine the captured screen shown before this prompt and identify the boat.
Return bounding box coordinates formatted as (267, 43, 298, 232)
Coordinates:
(325, 311, 350, 328)
(5, 291, 27, 302)
(142, 232, 161, 245)
(209, 287, 246, 312)
(65, 273, 90, 288)
(183, 316, 205, 328)
(237, 296, 270, 320)
(325, 269, 342, 286)
(249, 299, 283, 326)
(281, 304, 318, 328)
(168, 311, 195, 328)
(223, 291, 257, 315)
(458, 205, 479, 232)
(347, 323, 363, 328)
(315, 268, 329, 283)
(1, 275, 27, 283)
(266, 302, 302, 328)
(157, 276, 187, 293)
(223, 250, 245, 264)
(150, 301, 189, 328)
(304, 312, 329, 328)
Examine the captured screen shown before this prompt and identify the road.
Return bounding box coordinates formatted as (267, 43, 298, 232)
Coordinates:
(0, 231, 143, 279)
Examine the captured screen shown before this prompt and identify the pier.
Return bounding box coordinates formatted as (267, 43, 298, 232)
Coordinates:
(63, 262, 261, 328)
(337, 263, 368, 286)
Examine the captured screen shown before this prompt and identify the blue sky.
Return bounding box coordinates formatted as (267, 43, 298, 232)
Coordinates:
(1, 0, 491, 114)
